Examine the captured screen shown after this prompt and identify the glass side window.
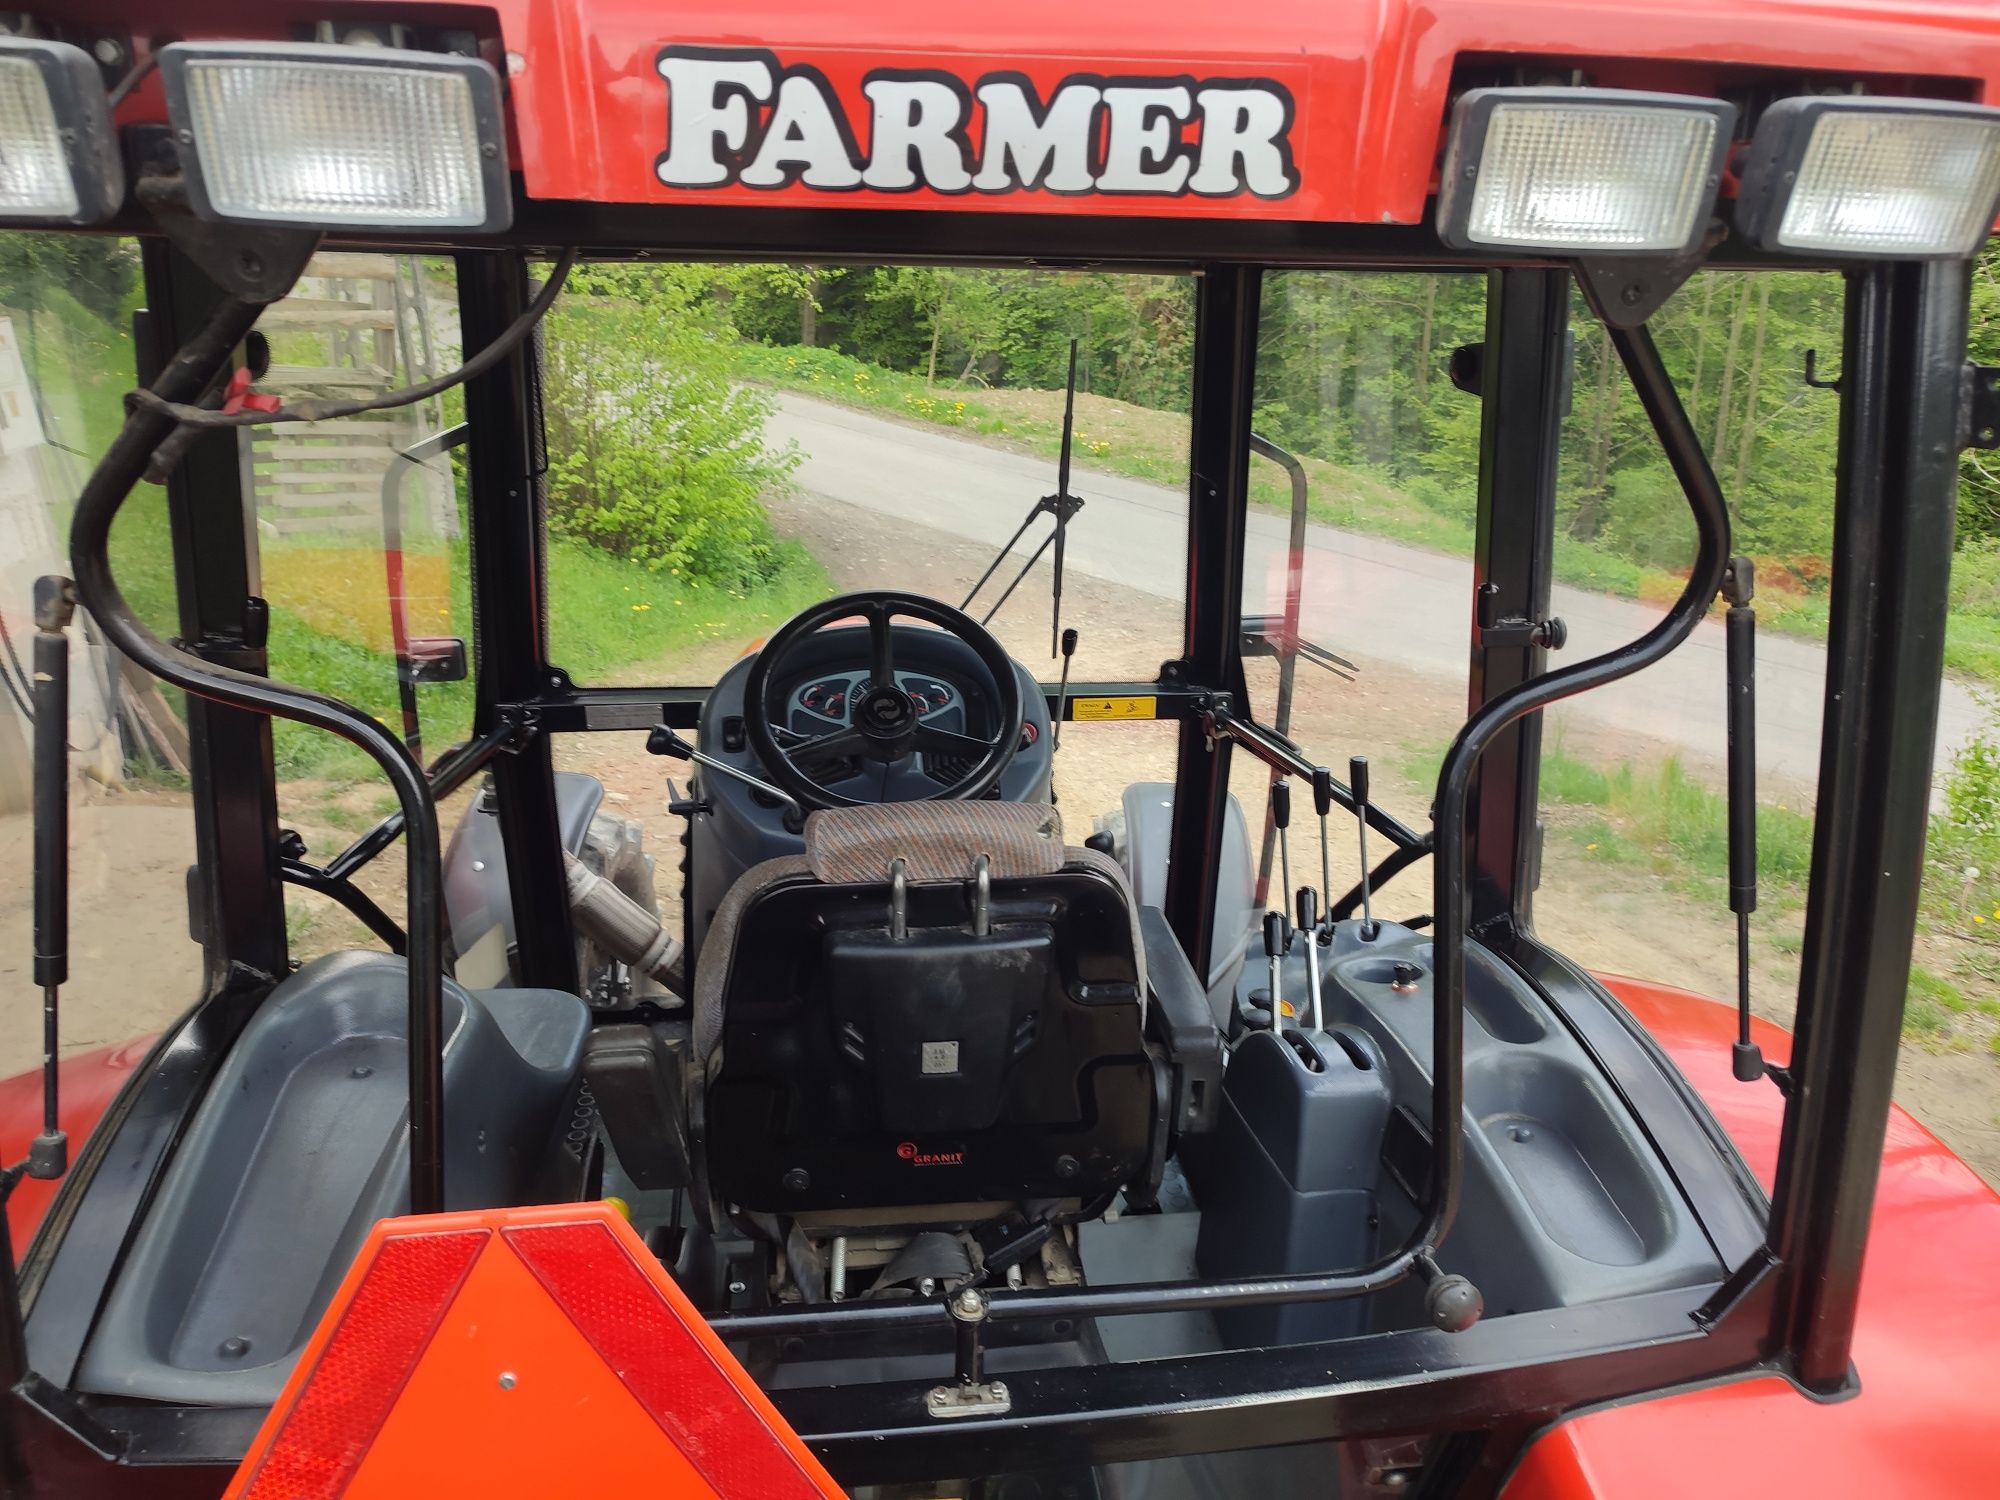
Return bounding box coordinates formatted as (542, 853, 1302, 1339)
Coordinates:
(1232, 270, 1487, 917)
(0, 233, 205, 1068)
(243, 253, 475, 962)
(1535, 271, 1847, 1047)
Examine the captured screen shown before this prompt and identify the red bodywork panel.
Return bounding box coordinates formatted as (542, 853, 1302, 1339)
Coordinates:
(0, 1038, 151, 1251)
(1502, 977, 2000, 1499)
(58, 0, 2000, 225)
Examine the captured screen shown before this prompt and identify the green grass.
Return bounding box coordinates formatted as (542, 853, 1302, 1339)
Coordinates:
(1905, 965, 1968, 1039)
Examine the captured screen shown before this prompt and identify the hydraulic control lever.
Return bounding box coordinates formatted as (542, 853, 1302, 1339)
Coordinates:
(1272, 779, 1294, 925)
(1312, 767, 1335, 936)
(1350, 756, 1378, 940)
(647, 724, 804, 832)
(1296, 886, 1324, 1030)
(1263, 911, 1287, 1032)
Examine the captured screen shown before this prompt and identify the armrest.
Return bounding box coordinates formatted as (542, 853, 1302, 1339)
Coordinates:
(1139, 906, 1224, 1136)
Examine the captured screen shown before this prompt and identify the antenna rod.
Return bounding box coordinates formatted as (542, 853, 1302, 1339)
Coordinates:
(28, 577, 74, 1180)
(1723, 557, 1765, 1083)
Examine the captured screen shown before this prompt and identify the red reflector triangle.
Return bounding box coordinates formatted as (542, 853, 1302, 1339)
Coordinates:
(223, 1207, 842, 1500)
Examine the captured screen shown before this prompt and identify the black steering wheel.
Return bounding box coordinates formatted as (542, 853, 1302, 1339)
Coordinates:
(742, 591, 1024, 811)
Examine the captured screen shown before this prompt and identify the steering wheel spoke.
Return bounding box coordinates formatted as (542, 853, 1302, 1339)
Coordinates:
(866, 602, 897, 687)
(915, 725, 996, 760)
(796, 726, 868, 762)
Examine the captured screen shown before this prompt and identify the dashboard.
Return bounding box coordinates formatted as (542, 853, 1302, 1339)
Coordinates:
(786, 670, 971, 737)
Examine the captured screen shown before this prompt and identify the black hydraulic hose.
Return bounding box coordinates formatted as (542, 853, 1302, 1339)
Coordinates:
(1425, 315, 1732, 1251)
(67, 294, 449, 1215)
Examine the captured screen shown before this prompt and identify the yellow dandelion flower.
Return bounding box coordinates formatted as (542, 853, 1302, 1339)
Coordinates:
(1977, 915, 1988, 925)
(1586, 842, 1599, 851)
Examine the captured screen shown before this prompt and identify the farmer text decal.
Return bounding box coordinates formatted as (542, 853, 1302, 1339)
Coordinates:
(656, 46, 1299, 200)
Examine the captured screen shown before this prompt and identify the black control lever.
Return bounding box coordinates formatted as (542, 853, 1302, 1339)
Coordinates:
(1312, 766, 1334, 935)
(1723, 558, 1765, 1083)
(1350, 755, 1378, 940)
(1296, 886, 1323, 1030)
(647, 724, 804, 832)
(1272, 779, 1293, 926)
(1262, 911, 1287, 1032)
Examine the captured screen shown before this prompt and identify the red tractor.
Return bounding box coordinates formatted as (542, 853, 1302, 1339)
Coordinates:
(2, 2, 1998, 1495)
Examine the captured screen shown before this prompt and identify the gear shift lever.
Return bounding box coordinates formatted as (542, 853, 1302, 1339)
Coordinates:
(1263, 911, 1287, 1033)
(1312, 767, 1334, 936)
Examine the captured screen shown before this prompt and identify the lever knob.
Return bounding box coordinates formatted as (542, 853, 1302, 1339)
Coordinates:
(1272, 779, 1291, 829)
(1263, 911, 1287, 959)
(1312, 766, 1334, 818)
(1348, 755, 1370, 809)
(1296, 886, 1318, 933)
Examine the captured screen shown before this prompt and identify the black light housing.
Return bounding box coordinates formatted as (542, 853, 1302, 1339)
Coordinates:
(1734, 96, 2000, 259)
(1436, 87, 1736, 257)
(159, 41, 511, 233)
(0, 37, 123, 226)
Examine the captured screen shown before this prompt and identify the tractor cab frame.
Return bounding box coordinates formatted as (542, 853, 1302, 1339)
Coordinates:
(4, 3, 2000, 1496)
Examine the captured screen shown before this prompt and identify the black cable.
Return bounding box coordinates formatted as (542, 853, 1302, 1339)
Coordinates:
(131, 249, 577, 430)
(0, 613, 31, 722)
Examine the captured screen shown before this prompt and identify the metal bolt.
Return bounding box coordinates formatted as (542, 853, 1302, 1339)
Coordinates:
(506, 51, 527, 76)
(498, 1371, 517, 1390)
(1621, 283, 1646, 307)
(1055, 1154, 1079, 1180)
(93, 37, 126, 66)
(781, 1167, 810, 1193)
(481, 141, 498, 157)
(219, 1335, 251, 1358)
(176, 127, 193, 144)
(727, 1279, 747, 1295)
(954, 1288, 985, 1319)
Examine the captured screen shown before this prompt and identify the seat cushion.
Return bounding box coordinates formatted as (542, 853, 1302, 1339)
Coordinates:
(803, 801, 1064, 883)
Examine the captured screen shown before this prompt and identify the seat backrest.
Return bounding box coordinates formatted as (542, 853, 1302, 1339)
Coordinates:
(694, 803, 1158, 1220)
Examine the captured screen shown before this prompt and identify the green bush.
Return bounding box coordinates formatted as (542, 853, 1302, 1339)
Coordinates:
(542, 268, 795, 586)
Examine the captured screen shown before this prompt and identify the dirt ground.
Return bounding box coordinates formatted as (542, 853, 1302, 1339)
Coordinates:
(5, 486, 1995, 1189)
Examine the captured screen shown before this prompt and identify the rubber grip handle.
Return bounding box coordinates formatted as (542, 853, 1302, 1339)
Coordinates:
(1348, 755, 1370, 809)
(1312, 766, 1334, 817)
(1272, 779, 1291, 829)
(1263, 910, 1287, 958)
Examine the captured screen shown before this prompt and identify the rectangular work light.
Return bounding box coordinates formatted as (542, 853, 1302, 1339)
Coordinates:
(0, 38, 122, 225)
(1437, 88, 1736, 255)
(159, 41, 510, 232)
(1734, 97, 2000, 259)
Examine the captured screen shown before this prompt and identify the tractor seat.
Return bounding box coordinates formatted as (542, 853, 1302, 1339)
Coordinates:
(694, 802, 1163, 1222)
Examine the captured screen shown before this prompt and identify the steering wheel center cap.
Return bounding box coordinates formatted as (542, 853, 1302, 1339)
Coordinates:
(858, 686, 916, 736)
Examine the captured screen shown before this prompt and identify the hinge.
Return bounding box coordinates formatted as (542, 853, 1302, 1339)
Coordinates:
(1964, 363, 2000, 452)
(1475, 582, 1567, 651)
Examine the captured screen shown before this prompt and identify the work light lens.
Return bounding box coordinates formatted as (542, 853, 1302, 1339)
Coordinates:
(1457, 99, 1726, 252)
(0, 40, 121, 225)
(164, 44, 507, 229)
(0, 55, 77, 217)
(1777, 110, 2000, 256)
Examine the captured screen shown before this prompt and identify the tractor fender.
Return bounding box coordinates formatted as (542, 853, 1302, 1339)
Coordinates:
(1500, 976, 2000, 1498)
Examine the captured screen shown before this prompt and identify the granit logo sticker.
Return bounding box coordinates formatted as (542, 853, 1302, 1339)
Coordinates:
(896, 1140, 965, 1166)
(656, 46, 1299, 200)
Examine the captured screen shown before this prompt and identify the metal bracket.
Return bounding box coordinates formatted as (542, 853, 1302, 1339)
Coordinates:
(1575, 225, 1724, 331)
(130, 140, 319, 305)
(1803, 349, 1841, 392)
(1474, 583, 1566, 651)
(925, 1379, 1011, 1419)
(1963, 363, 2000, 451)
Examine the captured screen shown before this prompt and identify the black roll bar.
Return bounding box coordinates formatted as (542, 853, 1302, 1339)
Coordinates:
(67, 294, 450, 1216)
(707, 305, 1735, 1345)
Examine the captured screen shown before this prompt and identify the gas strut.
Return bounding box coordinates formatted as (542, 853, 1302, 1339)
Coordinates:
(1723, 556, 1766, 1083)
(1350, 756, 1378, 940)
(1052, 627, 1078, 750)
(28, 577, 74, 1181)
